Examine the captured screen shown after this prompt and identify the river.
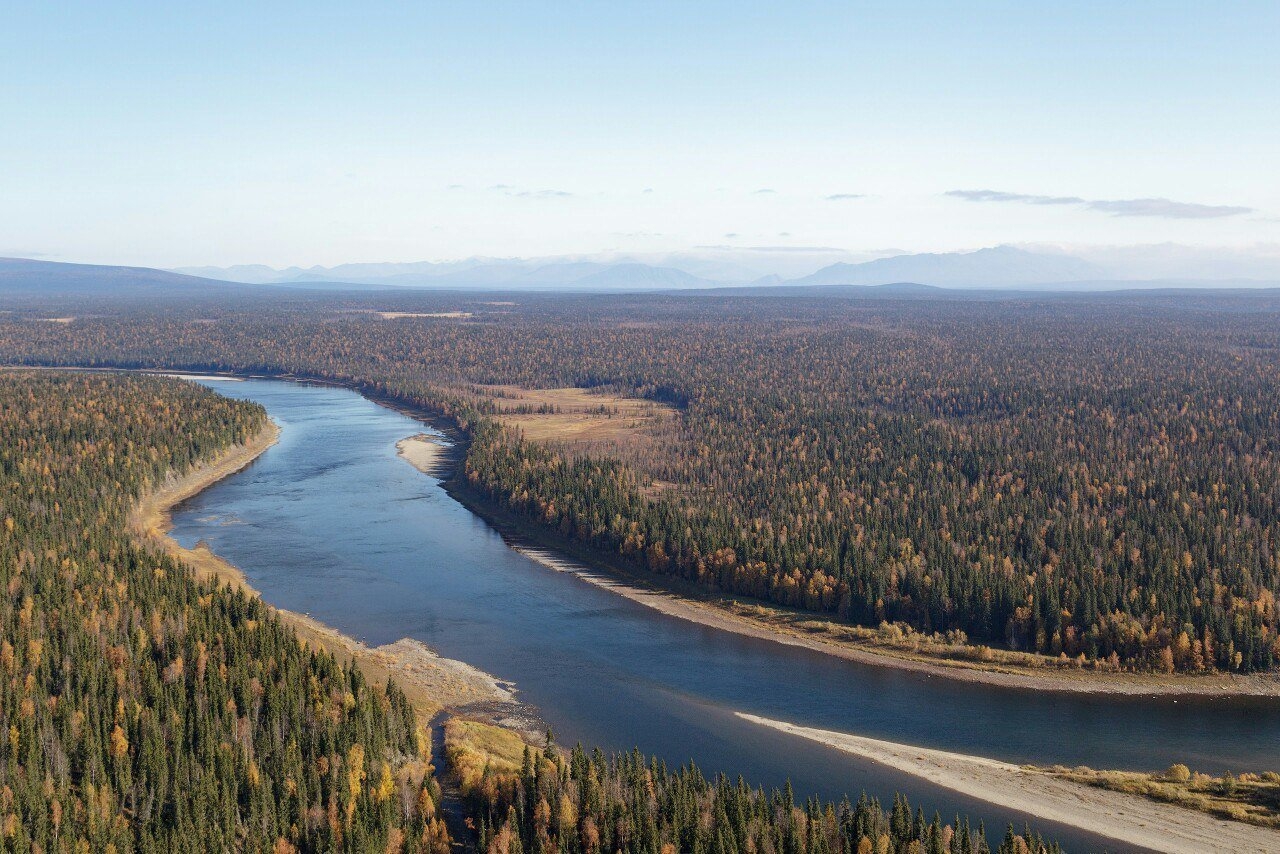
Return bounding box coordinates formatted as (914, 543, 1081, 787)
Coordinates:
(170, 378, 1280, 852)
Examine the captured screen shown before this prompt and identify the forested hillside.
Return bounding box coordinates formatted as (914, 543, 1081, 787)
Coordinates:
(3, 290, 1280, 673)
(0, 372, 448, 852)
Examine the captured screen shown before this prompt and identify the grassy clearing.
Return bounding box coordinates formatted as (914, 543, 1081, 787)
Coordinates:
(464, 384, 675, 444)
(377, 311, 473, 319)
(1051, 764, 1280, 828)
(444, 718, 529, 795)
(445, 383, 680, 483)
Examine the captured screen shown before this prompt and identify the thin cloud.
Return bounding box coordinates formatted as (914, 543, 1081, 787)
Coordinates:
(947, 189, 1253, 219)
(513, 189, 573, 199)
(486, 185, 573, 198)
(691, 245, 847, 253)
(753, 189, 776, 195)
(1087, 198, 1253, 218)
(948, 189, 1083, 205)
(747, 245, 845, 252)
(825, 193, 866, 201)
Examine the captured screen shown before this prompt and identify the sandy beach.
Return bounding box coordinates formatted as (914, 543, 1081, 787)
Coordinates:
(158, 372, 245, 382)
(131, 420, 529, 729)
(396, 432, 451, 477)
(738, 713, 1280, 854)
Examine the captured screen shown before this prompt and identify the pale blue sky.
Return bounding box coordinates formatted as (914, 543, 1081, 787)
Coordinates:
(3, 2, 1277, 267)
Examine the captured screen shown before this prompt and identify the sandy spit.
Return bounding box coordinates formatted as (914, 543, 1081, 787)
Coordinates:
(396, 433, 451, 478)
(507, 545, 1280, 698)
(131, 421, 530, 729)
(738, 713, 1280, 854)
(158, 372, 245, 382)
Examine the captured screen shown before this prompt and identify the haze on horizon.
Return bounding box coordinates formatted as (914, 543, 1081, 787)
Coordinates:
(3, 1, 1277, 271)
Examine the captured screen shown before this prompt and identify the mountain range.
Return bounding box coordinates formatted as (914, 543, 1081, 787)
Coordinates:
(174, 245, 1280, 291)
(4, 244, 1280, 297)
(790, 246, 1105, 288)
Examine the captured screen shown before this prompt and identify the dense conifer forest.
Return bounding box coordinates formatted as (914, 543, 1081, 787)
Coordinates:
(0, 372, 449, 852)
(3, 289, 1280, 675)
(0, 368, 1056, 851)
(466, 739, 1056, 854)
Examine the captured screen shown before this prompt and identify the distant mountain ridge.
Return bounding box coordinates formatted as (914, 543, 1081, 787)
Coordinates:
(175, 248, 879, 287)
(0, 258, 246, 295)
(172, 246, 1115, 290)
(177, 243, 1280, 290)
(793, 246, 1105, 288)
(176, 258, 720, 290)
(6, 246, 1280, 298)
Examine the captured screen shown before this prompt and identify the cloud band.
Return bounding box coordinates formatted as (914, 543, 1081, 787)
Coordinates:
(946, 189, 1252, 219)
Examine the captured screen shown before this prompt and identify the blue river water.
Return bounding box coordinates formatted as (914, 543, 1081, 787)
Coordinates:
(170, 378, 1280, 852)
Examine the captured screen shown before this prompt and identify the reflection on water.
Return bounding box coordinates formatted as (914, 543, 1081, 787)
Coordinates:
(172, 379, 1280, 852)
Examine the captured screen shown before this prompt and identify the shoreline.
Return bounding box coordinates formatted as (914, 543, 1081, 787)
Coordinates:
(444, 480, 1280, 698)
(737, 713, 1280, 854)
(129, 416, 540, 738)
(396, 433, 451, 478)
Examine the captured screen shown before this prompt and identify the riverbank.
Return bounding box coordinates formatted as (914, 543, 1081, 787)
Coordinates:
(441, 478, 1280, 698)
(558, 556, 1280, 697)
(738, 713, 1280, 854)
(396, 433, 451, 477)
(130, 417, 539, 737)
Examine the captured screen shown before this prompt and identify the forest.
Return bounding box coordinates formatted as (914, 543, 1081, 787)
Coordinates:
(463, 737, 1057, 854)
(3, 289, 1279, 674)
(0, 368, 1053, 852)
(0, 372, 448, 851)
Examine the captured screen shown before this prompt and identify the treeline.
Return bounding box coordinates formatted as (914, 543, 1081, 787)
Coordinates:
(465, 740, 1058, 854)
(2, 292, 1280, 672)
(0, 372, 449, 852)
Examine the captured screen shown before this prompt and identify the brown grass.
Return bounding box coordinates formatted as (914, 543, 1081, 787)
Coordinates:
(470, 384, 674, 444)
(440, 384, 680, 487)
(444, 718, 528, 795)
(421, 381, 690, 498)
(1052, 765, 1280, 829)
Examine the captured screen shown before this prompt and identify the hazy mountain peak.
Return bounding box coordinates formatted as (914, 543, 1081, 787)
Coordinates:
(793, 245, 1106, 288)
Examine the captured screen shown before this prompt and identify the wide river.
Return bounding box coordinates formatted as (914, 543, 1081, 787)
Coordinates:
(172, 378, 1280, 852)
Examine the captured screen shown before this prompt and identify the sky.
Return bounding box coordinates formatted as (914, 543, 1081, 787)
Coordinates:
(2, 1, 1277, 268)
